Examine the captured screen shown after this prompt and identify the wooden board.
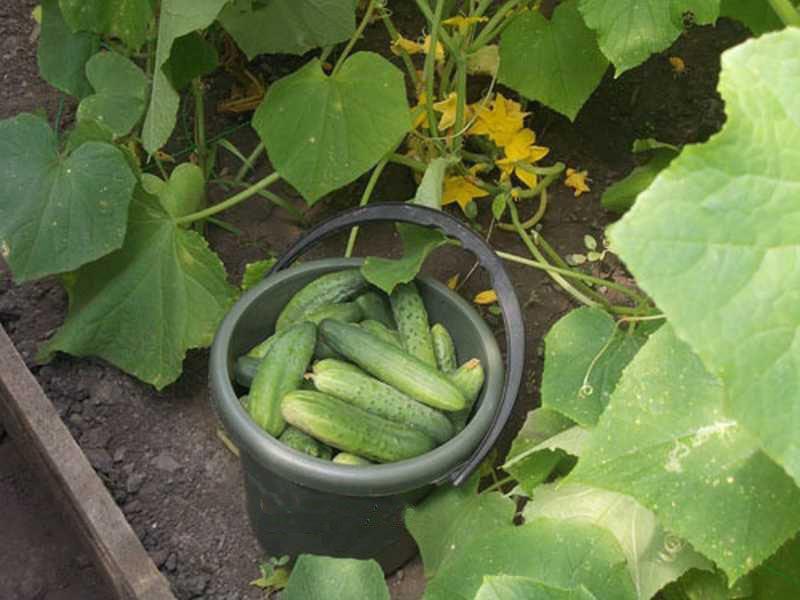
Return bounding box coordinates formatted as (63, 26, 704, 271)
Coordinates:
(0, 325, 176, 600)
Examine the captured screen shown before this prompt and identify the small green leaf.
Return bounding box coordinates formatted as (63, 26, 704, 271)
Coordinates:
(661, 569, 752, 600)
(0, 114, 136, 282)
(163, 32, 220, 91)
(141, 0, 228, 153)
(241, 257, 277, 291)
(59, 0, 154, 50)
(361, 224, 447, 295)
(476, 576, 597, 600)
(405, 473, 515, 578)
(542, 308, 649, 427)
(583, 235, 597, 251)
(578, 0, 721, 75)
(525, 483, 713, 599)
(720, 0, 783, 35)
(492, 194, 508, 220)
(424, 519, 636, 600)
(609, 30, 800, 485)
(78, 51, 148, 137)
(42, 190, 237, 389)
(413, 158, 453, 209)
(601, 149, 677, 213)
(141, 163, 206, 220)
(283, 555, 388, 600)
(253, 52, 411, 203)
(499, 1, 609, 120)
(65, 119, 114, 153)
(569, 325, 800, 581)
(219, 0, 355, 59)
(38, 0, 100, 98)
(503, 408, 575, 495)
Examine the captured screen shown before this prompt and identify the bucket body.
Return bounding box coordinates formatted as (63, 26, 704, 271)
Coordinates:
(210, 258, 504, 571)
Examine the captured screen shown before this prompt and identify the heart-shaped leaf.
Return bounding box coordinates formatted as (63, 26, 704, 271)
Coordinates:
(0, 114, 136, 282)
(78, 51, 148, 137)
(283, 555, 389, 600)
(253, 52, 411, 203)
(59, 0, 154, 50)
(141, 163, 206, 220)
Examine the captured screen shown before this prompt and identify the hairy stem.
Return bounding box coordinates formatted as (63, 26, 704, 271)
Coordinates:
(389, 153, 428, 172)
(176, 172, 280, 225)
(422, 0, 447, 140)
(345, 157, 390, 257)
(469, 0, 525, 51)
(768, 0, 800, 26)
(235, 142, 265, 183)
(333, 0, 377, 76)
(192, 79, 207, 176)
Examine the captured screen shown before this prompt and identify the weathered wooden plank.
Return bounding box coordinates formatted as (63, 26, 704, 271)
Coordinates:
(0, 325, 176, 600)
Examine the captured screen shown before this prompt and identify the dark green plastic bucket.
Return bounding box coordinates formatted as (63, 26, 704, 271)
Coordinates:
(210, 204, 524, 572)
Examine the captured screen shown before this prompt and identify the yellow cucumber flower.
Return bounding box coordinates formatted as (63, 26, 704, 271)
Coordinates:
(443, 176, 489, 211)
(442, 15, 489, 33)
(469, 94, 530, 147)
(565, 168, 591, 197)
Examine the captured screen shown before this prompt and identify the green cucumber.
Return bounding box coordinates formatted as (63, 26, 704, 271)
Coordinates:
(313, 358, 363, 375)
(249, 322, 316, 436)
(449, 358, 486, 431)
(333, 452, 371, 466)
(276, 270, 367, 331)
(319, 320, 466, 411)
(390, 282, 437, 366)
(281, 390, 435, 463)
(247, 301, 362, 359)
(355, 291, 395, 327)
(234, 355, 260, 387)
(360, 320, 402, 348)
(279, 426, 333, 460)
(311, 360, 454, 444)
(431, 323, 457, 372)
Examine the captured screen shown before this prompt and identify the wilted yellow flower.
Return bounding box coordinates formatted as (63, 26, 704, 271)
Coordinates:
(469, 94, 530, 147)
(433, 92, 458, 130)
(391, 35, 444, 62)
(565, 168, 591, 197)
(443, 176, 489, 211)
(473, 289, 498, 305)
(447, 274, 460, 289)
(669, 56, 686, 74)
(442, 15, 488, 32)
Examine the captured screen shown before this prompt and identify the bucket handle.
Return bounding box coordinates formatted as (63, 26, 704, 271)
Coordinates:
(268, 203, 525, 486)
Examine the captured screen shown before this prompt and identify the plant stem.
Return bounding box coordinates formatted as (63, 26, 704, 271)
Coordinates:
(192, 79, 207, 176)
(345, 157, 389, 257)
(389, 153, 427, 172)
(333, 0, 377, 76)
(54, 94, 65, 138)
(257, 189, 305, 222)
(481, 475, 515, 494)
(235, 142, 265, 183)
(439, 55, 456, 98)
(474, 0, 494, 18)
(469, 0, 524, 51)
(422, 0, 447, 140)
(768, 0, 800, 26)
(319, 44, 335, 64)
(453, 54, 468, 151)
(413, 0, 456, 51)
(176, 172, 280, 225)
(380, 10, 420, 86)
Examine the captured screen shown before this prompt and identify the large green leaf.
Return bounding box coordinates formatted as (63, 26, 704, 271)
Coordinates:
(162, 32, 219, 91)
(602, 145, 679, 213)
(525, 483, 713, 599)
(578, 0, 720, 75)
(283, 555, 389, 600)
(405, 474, 515, 578)
(59, 0, 154, 50)
(662, 569, 751, 600)
(609, 30, 800, 485)
(502, 408, 575, 495)
(77, 51, 148, 137)
(38, 0, 99, 98)
(499, 1, 609, 120)
(424, 518, 636, 600)
(476, 576, 597, 600)
(569, 325, 800, 581)
(0, 114, 136, 282)
(752, 534, 800, 598)
(42, 190, 237, 389)
(253, 52, 411, 203)
(720, 0, 783, 35)
(218, 0, 355, 59)
(141, 0, 228, 153)
(541, 308, 649, 427)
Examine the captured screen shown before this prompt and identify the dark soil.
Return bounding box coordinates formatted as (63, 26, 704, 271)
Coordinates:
(0, 1, 748, 598)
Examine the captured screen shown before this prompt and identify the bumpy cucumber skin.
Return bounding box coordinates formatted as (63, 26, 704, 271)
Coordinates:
(431, 323, 457, 372)
(276, 270, 367, 331)
(248, 322, 316, 436)
(355, 292, 395, 327)
(234, 355, 260, 387)
(281, 391, 435, 463)
(360, 320, 402, 348)
(448, 359, 486, 431)
(319, 320, 466, 411)
(390, 282, 437, 367)
(311, 360, 454, 444)
(313, 358, 363, 375)
(247, 301, 362, 359)
(333, 452, 371, 465)
(279, 426, 333, 460)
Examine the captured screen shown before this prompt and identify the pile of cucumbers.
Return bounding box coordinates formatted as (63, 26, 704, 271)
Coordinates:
(232, 269, 485, 465)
